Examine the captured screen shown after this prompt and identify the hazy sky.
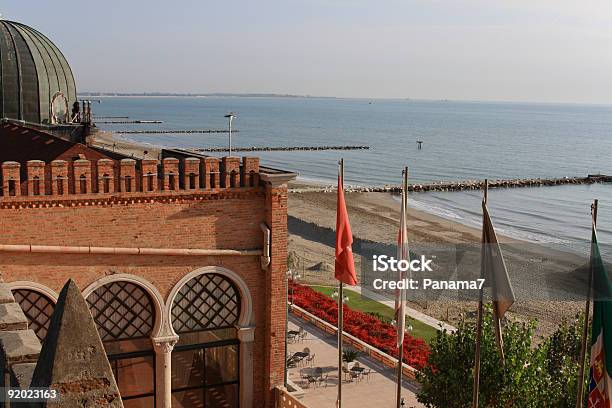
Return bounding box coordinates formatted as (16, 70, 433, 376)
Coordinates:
(3, 1, 612, 103)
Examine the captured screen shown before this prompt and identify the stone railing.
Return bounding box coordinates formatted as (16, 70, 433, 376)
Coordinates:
(290, 304, 419, 381)
(0, 156, 260, 199)
(275, 386, 312, 408)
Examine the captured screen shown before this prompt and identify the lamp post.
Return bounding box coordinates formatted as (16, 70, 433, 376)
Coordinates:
(224, 112, 236, 156)
(331, 290, 349, 305)
(288, 270, 301, 306)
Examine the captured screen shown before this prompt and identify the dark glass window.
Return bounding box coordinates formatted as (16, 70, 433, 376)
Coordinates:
(171, 344, 239, 408)
(87, 282, 157, 407)
(123, 396, 155, 408)
(110, 354, 155, 401)
(170, 273, 242, 407)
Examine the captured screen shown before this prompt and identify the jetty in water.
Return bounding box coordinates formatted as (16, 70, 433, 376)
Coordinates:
(290, 174, 612, 194)
(98, 120, 164, 124)
(190, 145, 370, 152)
(117, 129, 233, 134)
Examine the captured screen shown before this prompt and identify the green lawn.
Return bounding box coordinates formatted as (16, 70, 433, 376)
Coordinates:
(310, 285, 438, 344)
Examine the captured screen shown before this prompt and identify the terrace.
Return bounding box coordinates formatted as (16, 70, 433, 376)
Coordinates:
(284, 314, 425, 408)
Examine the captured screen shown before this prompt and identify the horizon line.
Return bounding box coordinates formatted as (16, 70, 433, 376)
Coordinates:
(77, 92, 612, 107)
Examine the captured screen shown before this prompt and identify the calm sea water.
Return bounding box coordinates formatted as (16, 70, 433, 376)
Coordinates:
(93, 97, 612, 246)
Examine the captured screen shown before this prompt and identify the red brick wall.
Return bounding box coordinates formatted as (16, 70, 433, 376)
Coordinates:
(0, 187, 287, 408)
(263, 184, 289, 406)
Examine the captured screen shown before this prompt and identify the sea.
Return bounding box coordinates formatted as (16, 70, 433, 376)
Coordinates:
(92, 97, 612, 249)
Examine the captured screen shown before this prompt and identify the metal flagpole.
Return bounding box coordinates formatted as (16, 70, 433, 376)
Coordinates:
(396, 167, 408, 408)
(472, 179, 488, 408)
(337, 158, 344, 408)
(575, 199, 598, 408)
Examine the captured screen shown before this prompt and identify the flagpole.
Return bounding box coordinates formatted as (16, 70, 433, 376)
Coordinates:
(396, 167, 408, 408)
(472, 179, 488, 408)
(575, 199, 598, 408)
(337, 158, 344, 408)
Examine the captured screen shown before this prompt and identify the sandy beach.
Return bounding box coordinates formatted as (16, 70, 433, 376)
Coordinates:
(89, 130, 162, 159)
(287, 181, 586, 339)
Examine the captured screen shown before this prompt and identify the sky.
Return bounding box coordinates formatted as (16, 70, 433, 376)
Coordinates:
(3, 0, 612, 103)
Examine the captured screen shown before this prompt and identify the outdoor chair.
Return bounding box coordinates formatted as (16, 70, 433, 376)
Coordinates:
(299, 331, 307, 342)
(306, 375, 318, 388)
(342, 366, 352, 382)
(305, 353, 315, 366)
(362, 368, 372, 381)
(318, 373, 329, 387)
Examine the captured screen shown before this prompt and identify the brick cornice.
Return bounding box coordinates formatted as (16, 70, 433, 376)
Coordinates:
(0, 188, 265, 209)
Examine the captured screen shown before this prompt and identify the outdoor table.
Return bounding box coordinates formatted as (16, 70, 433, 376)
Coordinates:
(350, 366, 365, 381)
(292, 351, 309, 359)
(288, 330, 300, 336)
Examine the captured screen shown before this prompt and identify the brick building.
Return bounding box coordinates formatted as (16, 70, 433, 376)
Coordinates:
(0, 19, 296, 408)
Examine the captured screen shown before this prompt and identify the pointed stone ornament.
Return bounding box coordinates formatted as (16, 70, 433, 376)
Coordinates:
(29, 279, 123, 407)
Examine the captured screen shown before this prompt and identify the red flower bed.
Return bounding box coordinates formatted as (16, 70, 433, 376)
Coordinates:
(289, 283, 429, 369)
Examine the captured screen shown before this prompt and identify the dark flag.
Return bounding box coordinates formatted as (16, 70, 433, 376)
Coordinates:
(482, 201, 515, 361)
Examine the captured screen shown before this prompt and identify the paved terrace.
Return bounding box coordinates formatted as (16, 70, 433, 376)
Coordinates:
(287, 315, 424, 408)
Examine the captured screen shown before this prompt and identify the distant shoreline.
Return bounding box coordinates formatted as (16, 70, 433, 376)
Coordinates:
(79, 93, 338, 99)
(78, 93, 612, 106)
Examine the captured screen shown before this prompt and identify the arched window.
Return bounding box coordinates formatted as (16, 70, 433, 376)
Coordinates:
(79, 174, 87, 193)
(32, 176, 41, 195)
(87, 281, 156, 407)
(171, 273, 241, 408)
(172, 274, 240, 334)
(146, 173, 154, 191)
(124, 175, 132, 192)
(8, 179, 17, 196)
(229, 170, 237, 188)
(102, 174, 111, 193)
(55, 177, 64, 195)
(12, 289, 55, 342)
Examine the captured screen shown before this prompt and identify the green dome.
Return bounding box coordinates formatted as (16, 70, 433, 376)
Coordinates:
(0, 20, 77, 124)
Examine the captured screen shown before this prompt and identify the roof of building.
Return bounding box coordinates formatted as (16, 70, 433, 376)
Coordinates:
(0, 122, 113, 164)
(0, 20, 77, 124)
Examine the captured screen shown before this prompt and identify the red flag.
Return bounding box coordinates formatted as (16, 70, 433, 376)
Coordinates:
(335, 169, 358, 286)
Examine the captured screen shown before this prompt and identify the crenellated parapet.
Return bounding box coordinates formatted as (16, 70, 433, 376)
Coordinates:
(0, 156, 261, 200)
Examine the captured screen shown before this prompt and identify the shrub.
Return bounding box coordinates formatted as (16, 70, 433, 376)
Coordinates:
(416, 306, 587, 408)
(342, 348, 359, 362)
